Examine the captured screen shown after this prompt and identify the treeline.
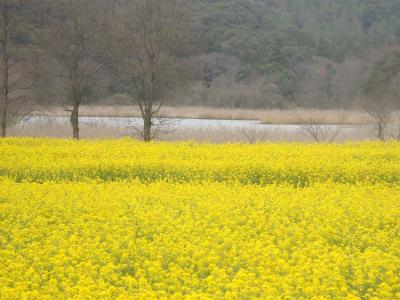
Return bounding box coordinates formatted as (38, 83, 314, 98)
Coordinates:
(0, 0, 400, 140)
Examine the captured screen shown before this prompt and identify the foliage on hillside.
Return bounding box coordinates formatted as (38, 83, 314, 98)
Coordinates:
(189, 0, 400, 104)
(6, 0, 400, 108)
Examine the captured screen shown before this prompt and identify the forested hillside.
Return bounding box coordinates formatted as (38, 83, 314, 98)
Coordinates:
(2, 0, 400, 116)
(185, 0, 400, 108)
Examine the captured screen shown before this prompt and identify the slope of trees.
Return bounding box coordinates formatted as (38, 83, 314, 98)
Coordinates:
(189, 0, 400, 105)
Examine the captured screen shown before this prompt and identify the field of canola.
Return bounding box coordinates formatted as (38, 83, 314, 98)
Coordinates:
(0, 138, 400, 299)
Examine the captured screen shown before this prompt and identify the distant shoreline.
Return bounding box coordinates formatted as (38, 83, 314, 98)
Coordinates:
(34, 105, 376, 126)
(12, 106, 400, 142)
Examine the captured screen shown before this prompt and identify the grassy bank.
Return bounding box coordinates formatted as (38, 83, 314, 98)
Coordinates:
(37, 105, 373, 125)
(10, 121, 383, 142)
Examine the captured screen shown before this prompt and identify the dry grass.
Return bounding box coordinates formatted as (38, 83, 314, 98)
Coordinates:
(9, 121, 388, 143)
(10, 123, 131, 140)
(37, 105, 372, 125)
(11, 105, 400, 142)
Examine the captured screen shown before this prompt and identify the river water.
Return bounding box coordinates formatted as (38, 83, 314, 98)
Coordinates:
(20, 116, 360, 133)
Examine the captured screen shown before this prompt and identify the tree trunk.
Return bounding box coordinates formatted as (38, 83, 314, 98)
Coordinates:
(1, 8, 8, 139)
(143, 113, 152, 142)
(1, 59, 8, 138)
(377, 122, 385, 141)
(0, 111, 6, 138)
(397, 124, 400, 141)
(70, 103, 80, 140)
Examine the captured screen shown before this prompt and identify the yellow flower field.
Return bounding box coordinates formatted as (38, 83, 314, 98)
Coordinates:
(0, 138, 400, 299)
(1, 138, 400, 185)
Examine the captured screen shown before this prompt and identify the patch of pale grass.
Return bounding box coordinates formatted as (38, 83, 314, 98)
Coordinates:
(9, 121, 381, 143)
(35, 105, 375, 125)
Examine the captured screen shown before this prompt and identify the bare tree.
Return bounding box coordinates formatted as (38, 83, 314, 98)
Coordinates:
(131, 117, 178, 141)
(239, 126, 268, 144)
(364, 89, 393, 141)
(299, 112, 345, 143)
(0, 0, 37, 138)
(391, 76, 400, 141)
(45, 0, 106, 140)
(299, 120, 341, 143)
(108, 0, 190, 142)
(391, 123, 400, 141)
(363, 51, 400, 141)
